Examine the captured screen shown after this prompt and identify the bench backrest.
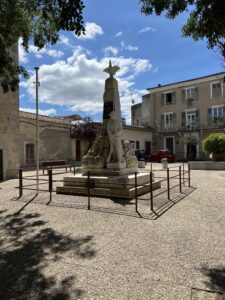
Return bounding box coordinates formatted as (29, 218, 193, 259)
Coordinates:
(41, 160, 66, 167)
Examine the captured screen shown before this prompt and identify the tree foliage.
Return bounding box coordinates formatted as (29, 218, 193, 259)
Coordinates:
(139, 0, 225, 59)
(203, 134, 225, 154)
(0, 0, 85, 92)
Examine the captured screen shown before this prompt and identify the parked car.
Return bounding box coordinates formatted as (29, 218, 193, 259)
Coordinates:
(148, 150, 176, 163)
(135, 149, 146, 161)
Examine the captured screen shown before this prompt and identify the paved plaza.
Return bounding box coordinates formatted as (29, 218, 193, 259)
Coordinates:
(0, 164, 225, 299)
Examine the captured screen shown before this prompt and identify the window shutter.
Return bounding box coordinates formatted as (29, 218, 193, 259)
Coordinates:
(161, 94, 164, 106)
(208, 108, 212, 123)
(195, 87, 199, 100)
(172, 91, 176, 105)
(181, 112, 185, 126)
(196, 110, 200, 123)
(161, 114, 164, 125)
(182, 90, 186, 102)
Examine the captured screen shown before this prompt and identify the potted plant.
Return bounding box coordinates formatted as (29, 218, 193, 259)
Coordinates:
(187, 98, 194, 106)
(180, 135, 198, 161)
(203, 134, 225, 161)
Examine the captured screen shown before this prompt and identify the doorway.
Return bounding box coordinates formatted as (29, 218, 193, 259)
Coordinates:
(76, 140, 81, 161)
(145, 141, 151, 156)
(0, 150, 3, 181)
(164, 137, 175, 154)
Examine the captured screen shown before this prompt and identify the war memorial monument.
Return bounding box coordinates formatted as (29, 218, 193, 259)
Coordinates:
(57, 61, 160, 197)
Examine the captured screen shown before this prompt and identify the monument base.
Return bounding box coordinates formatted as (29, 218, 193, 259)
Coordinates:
(56, 173, 161, 198)
(82, 167, 138, 176)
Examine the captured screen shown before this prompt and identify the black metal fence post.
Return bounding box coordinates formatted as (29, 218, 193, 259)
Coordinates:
(179, 166, 182, 193)
(19, 168, 23, 197)
(73, 165, 76, 176)
(48, 169, 53, 203)
(188, 164, 191, 187)
(167, 168, 170, 200)
(87, 171, 90, 210)
(135, 172, 138, 212)
(150, 171, 153, 211)
(182, 163, 185, 184)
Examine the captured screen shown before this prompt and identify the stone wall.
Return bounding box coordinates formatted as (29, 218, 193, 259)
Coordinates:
(19, 116, 73, 168)
(0, 89, 19, 179)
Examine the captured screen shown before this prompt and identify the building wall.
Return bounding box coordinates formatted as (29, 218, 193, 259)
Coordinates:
(122, 126, 153, 152)
(0, 90, 19, 179)
(131, 72, 225, 160)
(0, 46, 19, 179)
(19, 117, 72, 168)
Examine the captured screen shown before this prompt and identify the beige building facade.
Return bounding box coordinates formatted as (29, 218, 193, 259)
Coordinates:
(132, 72, 225, 160)
(19, 111, 73, 168)
(0, 46, 20, 180)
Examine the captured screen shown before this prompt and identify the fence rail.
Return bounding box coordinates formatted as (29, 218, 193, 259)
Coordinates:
(16, 163, 193, 218)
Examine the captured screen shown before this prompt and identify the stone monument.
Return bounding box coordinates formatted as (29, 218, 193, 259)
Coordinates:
(82, 60, 138, 175)
(57, 61, 160, 198)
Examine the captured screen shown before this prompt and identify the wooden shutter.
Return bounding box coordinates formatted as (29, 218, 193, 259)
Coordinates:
(161, 94, 164, 106)
(195, 87, 199, 100)
(172, 91, 176, 105)
(181, 112, 185, 126)
(182, 90, 186, 102)
(196, 110, 200, 124)
(208, 108, 212, 123)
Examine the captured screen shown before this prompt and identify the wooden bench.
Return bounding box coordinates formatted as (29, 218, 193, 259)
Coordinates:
(40, 160, 72, 174)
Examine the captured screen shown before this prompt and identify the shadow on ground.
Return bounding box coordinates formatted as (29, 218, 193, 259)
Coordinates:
(0, 209, 96, 299)
(201, 265, 225, 292)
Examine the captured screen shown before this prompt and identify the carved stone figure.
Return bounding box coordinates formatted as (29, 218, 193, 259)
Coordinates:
(106, 111, 125, 165)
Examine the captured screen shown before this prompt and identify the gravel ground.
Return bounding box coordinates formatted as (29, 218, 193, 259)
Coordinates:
(0, 163, 225, 299)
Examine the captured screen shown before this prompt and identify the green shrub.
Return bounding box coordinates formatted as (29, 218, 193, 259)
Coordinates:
(203, 134, 225, 154)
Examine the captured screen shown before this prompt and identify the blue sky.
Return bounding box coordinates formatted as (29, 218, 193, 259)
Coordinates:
(19, 0, 224, 123)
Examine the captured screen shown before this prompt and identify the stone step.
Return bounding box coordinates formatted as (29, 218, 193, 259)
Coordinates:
(56, 181, 161, 198)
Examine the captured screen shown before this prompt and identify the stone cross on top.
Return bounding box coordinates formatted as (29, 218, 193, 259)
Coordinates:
(104, 60, 120, 77)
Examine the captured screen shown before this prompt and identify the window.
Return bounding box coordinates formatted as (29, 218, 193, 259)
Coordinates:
(25, 143, 34, 164)
(164, 113, 173, 127)
(164, 92, 173, 106)
(211, 82, 222, 98)
(185, 88, 196, 100)
(186, 110, 196, 129)
(212, 106, 224, 121)
(136, 141, 140, 150)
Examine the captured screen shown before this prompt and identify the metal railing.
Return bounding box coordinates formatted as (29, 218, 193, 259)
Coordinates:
(158, 121, 225, 133)
(16, 163, 194, 218)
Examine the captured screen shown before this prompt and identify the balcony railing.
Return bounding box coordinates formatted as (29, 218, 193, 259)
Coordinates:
(157, 121, 225, 133)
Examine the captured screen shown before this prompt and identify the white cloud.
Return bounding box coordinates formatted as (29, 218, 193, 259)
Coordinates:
(152, 66, 159, 73)
(20, 107, 57, 116)
(139, 26, 156, 33)
(28, 45, 64, 59)
(103, 46, 119, 56)
(115, 31, 123, 37)
(59, 35, 70, 46)
(18, 38, 29, 64)
(121, 41, 138, 51)
(21, 51, 152, 121)
(76, 22, 103, 40)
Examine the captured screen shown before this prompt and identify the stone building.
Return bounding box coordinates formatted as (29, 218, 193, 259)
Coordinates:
(19, 111, 73, 168)
(19, 111, 154, 169)
(132, 72, 225, 160)
(0, 46, 19, 180)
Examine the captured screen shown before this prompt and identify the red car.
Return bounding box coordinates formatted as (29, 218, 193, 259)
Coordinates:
(148, 150, 176, 163)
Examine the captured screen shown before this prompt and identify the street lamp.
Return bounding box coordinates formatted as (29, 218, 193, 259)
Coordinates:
(34, 67, 40, 194)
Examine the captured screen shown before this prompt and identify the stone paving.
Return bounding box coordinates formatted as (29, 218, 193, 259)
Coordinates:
(0, 163, 225, 299)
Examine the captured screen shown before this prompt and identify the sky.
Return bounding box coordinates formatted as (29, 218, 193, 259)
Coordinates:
(19, 0, 224, 123)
